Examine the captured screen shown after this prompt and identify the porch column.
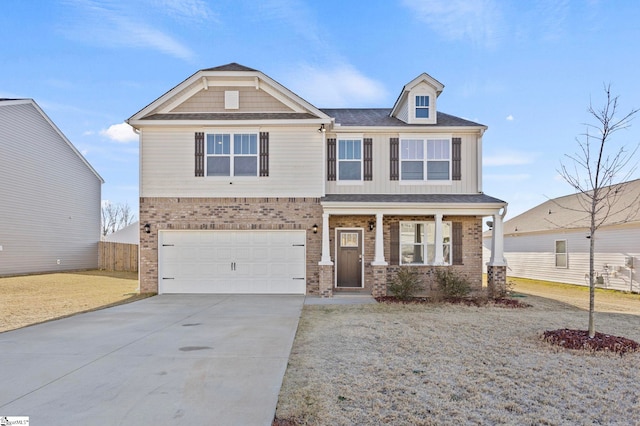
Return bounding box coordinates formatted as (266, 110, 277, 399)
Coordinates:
(319, 212, 333, 265)
(371, 212, 387, 265)
(487, 207, 508, 298)
(489, 211, 507, 266)
(434, 213, 444, 265)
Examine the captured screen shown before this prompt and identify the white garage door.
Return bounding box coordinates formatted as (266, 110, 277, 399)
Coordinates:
(158, 230, 306, 294)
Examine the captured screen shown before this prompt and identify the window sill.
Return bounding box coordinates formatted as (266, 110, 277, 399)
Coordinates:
(336, 181, 364, 186)
(399, 180, 453, 186)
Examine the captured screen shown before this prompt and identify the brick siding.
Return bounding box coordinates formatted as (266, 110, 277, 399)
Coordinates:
(139, 197, 323, 294)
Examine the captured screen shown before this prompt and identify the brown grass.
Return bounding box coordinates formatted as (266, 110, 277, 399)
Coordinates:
(275, 283, 640, 425)
(0, 270, 148, 332)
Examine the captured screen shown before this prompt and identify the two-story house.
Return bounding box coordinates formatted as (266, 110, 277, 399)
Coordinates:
(128, 63, 507, 297)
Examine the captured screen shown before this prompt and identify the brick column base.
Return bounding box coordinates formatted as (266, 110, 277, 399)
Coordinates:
(487, 265, 507, 299)
(372, 265, 387, 298)
(319, 264, 333, 298)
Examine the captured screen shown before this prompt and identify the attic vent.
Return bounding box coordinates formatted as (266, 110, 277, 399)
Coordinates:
(225, 91, 239, 109)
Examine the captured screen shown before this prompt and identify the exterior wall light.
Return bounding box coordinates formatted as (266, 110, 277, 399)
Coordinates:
(144, 223, 151, 234)
(312, 224, 318, 234)
(368, 221, 375, 231)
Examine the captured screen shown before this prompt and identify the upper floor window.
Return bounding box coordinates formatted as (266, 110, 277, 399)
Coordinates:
(338, 139, 362, 181)
(415, 95, 430, 118)
(206, 133, 257, 176)
(400, 138, 451, 181)
(400, 221, 451, 265)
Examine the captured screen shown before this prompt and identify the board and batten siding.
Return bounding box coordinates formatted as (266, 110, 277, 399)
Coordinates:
(325, 133, 479, 194)
(0, 102, 102, 276)
(483, 224, 640, 292)
(140, 126, 324, 197)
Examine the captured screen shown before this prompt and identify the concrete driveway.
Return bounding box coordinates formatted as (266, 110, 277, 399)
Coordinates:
(0, 294, 304, 426)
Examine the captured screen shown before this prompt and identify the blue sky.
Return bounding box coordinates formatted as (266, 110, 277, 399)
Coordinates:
(2, 0, 639, 220)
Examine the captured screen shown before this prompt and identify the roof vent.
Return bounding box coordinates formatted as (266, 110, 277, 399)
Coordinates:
(225, 91, 239, 110)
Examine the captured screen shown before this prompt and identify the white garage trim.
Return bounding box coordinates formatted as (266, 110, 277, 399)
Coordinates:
(158, 230, 306, 294)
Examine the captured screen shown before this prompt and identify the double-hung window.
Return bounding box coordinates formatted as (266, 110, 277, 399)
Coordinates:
(400, 137, 451, 181)
(555, 240, 568, 268)
(415, 95, 430, 118)
(338, 139, 362, 181)
(206, 133, 258, 176)
(400, 221, 451, 265)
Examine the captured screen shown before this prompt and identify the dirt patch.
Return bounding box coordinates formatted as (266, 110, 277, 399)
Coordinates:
(542, 328, 639, 355)
(275, 288, 640, 425)
(0, 270, 149, 332)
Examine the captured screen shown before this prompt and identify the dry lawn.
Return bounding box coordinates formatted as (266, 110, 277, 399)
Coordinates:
(0, 270, 147, 332)
(276, 284, 640, 425)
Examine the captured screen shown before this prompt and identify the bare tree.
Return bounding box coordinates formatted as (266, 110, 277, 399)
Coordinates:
(558, 84, 639, 338)
(101, 201, 137, 237)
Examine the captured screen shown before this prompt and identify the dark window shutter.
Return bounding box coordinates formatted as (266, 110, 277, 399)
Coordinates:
(390, 137, 399, 181)
(195, 132, 204, 177)
(259, 132, 269, 177)
(363, 138, 373, 181)
(452, 137, 461, 181)
(327, 138, 336, 181)
(452, 221, 463, 265)
(390, 221, 400, 265)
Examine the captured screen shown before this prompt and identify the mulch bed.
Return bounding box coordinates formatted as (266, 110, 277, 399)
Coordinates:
(375, 295, 531, 308)
(542, 328, 640, 355)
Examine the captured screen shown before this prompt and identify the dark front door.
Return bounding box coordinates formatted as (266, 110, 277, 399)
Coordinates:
(337, 230, 363, 288)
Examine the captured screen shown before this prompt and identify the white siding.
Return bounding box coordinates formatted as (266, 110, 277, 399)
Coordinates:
(140, 126, 324, 197)
(325, 133, 479, 194)
(483, 225, 640, 292)
(0, 102, 102, 276)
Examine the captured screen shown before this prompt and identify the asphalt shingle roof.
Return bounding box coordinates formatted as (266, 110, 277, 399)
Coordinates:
(141, 112, 318, 121)
(322, 193, 505, 204)
(320, 108, 484, 127)
(502, 179, 640, 235)
(202, 63, 258, 72)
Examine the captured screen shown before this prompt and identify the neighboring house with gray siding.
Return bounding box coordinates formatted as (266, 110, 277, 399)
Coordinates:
(483, 179, 640, 292)
(128, 63, 507, 296)
(0, 99, 104, 276)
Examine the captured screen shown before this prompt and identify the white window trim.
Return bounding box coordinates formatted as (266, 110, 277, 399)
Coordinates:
(336, 135, 364, 183)
(555, 239, 568, 269)
(398, 134, 452, 183)
(399, 220, 452, 266)
(204, 130, 260, 178)
(415, 95, 430, 119)
(410, 90, 437, 124)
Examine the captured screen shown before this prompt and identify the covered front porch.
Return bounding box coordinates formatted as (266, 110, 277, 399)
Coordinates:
(317, 194, 507, 298)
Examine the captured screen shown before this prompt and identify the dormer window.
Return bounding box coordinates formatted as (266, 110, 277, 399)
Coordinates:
(415, 95, 430, 118)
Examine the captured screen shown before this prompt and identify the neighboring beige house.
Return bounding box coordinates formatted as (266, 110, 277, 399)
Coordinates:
(128, 63, 507, 296)
(483, 179, 640, 292)
(0, 99, 104, 276)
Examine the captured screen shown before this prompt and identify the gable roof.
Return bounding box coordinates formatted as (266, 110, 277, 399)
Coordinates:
(501, 179, 640, 236)
(390, 72, 445, 118)
(0, 99, 104, 183)
(202, 62, 258, 72)
(127, 63, 331, 126)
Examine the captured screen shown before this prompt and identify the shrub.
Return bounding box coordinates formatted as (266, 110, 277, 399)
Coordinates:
(436, 269, 471, 299)
(388, 267, 424, 300)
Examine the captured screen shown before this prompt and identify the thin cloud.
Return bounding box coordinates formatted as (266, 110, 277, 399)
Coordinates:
(100, 122, 138, 143)
(151, 0, 214, 22)
(484, 151, 537, 166)
(61, 0, 196, 60)
(506, 114, 514, 121)
(286, 64, 388, 107)
(402, 0, 504, 49)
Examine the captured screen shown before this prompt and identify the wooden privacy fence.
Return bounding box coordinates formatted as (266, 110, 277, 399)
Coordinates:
(99, 242, 138, 272)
